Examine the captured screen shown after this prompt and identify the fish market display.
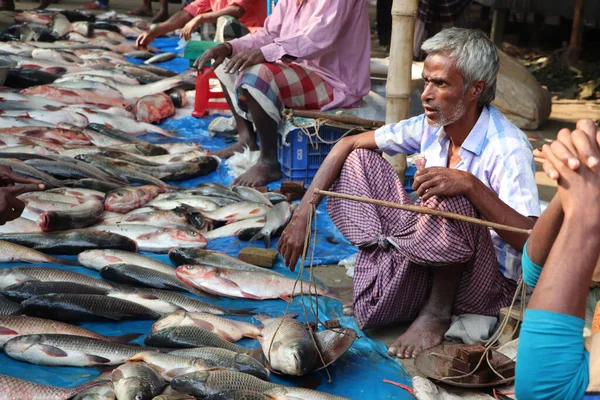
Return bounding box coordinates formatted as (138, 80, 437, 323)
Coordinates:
(0, 9, 355, 400)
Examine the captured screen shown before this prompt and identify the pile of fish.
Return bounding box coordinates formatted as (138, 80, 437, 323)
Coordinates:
(0, 246, 350, 399)
(1, 9, 190, 129)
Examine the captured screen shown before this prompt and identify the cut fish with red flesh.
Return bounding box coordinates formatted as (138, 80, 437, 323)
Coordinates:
(133, 93, 175, 124)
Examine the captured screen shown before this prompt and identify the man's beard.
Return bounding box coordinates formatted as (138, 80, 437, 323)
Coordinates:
(425, 99, 466, 128)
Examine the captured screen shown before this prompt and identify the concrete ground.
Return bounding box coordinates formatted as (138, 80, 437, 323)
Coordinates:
(2, 0, 600, 387)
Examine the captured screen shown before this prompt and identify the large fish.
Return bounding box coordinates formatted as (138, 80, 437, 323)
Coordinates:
(106, 289, 183, 316)
(148, 197, 218, 212)
(115, 288, 254, 317)
(52, 81, 125, 100)
(98, 209, 193, 229)
(0, 315, 140, 346)
(176, 266, 336, 301)
(51, 13, 74, 38)
(47, 187, 105, 201)
(24, 159, 117, 182)
(100, 264, 200, 295)
(200, 202, 272, 222)
(78, 249, 176, 274)
(231, 187, 272, 206)
(0, 240, 77, 265)
(31, 48, 84, 64)
(167, 248, 277, 274)
(202, 217, 266, 240)
(144, 326, 262, 360)
(128, 352, 215, 382)
(0, 294, 22, 316)
(0, 217, 42, 234)
(133, 93, 175, 124)
(0, 373, 104, 400)
(65, 69, 140, 85)
(144, 158, 220, 181)
(0, 230, 137, 254)
(89, 225, 207, 253)
(112, 362, 165, 400)
(143, 52, 176, 65)
(0, 116, 55, 129)
(168, 348, 269, 381)
(0, 267, 113, 291)
(83, 123, 154, 145)
(171, 370, 351, 400)
(153, 311, 261, 342)
(5, 334, 157, 367)
(249, 201, 292, 248)
(2, 281, 109, 302)
(21, 293, 162, 322)
(65, 107, 174, 137)
(104, 185, 165, 213)
(38, 199, 105, 231)
(257, 316, 317, 376)
(75, 155, 170, 187)
(21, 86, 130, 108)
(3, 127, 91, 146)
(5, 68, 61, 89)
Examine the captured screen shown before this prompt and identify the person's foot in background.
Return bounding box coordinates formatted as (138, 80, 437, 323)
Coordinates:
(151, 8, 169, 23)
(81, 0, 108, 9)
(128, 5, 152, 16)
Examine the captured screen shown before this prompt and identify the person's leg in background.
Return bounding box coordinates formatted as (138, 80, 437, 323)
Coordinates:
(376, 0, 392, 49)
(128, 0, 153, 17)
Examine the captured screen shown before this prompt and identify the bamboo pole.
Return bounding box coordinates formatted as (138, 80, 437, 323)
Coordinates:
(314, 189, 532, 235)
(283, 109, 385, 129)
(384, 0, 418, 178)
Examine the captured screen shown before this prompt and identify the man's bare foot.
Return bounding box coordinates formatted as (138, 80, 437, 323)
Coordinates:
(34, 0, 50, 9)
(128, 6, 152, 16)
(0, 1, 15, 10)
(213, 142, 258, 159)
(233, 159, 281, 187)
(387, 311, 450, 359)
(151, 10, 169, 23)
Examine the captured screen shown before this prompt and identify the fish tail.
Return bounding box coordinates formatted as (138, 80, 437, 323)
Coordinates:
(186, 286, 221, 300)
(248, 230, 264, 244)
(227, 307, 257, 317)
(52, 256, 79, 266)
(263, 235, 271, 249)
(106, 333, 143, 344)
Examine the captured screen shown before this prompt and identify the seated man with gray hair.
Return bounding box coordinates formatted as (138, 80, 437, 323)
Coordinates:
(278, 28, 541, 359)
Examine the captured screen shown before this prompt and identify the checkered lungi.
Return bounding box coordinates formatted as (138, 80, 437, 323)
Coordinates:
(327, 149, 517, 329)
(215, 62, 334, 123)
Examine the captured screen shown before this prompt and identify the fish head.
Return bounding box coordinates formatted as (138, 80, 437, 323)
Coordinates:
(277, 342, 318, 376)
(170, 371, 209, 394)
(0, 270, 37, 289)
(234, 353, 270, 380)
(152, 310, 187, 332)
(104, 189, 135, 210)
(177, 265, 217, 280)
(117, 381, 152, 400)
(167, 229, 207, 245)
(4, 333, 43, 353)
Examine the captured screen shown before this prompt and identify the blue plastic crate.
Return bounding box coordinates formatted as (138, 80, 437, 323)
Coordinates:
(277, 125, 347, 185)
(278, 125, 418, 191)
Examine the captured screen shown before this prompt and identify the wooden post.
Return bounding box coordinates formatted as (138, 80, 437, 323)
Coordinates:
(566, 0, 585, 63)
(384, 0, 418, 178)
(490, 8, 507, 46)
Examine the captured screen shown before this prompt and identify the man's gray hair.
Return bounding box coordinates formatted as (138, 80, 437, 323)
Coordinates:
(421, 28, 499, 106)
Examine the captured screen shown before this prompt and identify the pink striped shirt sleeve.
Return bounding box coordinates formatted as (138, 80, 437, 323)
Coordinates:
(184, 0, 211, 16)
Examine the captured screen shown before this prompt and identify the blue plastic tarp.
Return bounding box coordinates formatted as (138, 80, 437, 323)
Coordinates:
(0, 37, 413, 399)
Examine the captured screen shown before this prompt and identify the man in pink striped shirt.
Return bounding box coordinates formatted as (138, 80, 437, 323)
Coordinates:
(195, 0, 371, 187)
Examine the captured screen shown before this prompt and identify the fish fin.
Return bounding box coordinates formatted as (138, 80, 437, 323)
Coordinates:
(86, 354, 111, 364)
(0, 327, 18, 335)
(223, 213, 238, 220)
(40, 344, 68, 357)
(107, 333, 142, 344)
(219, 331, 236, 343)
(240, 290, 262, 300)
(253, 313, 270, 323)
(247, 348, 265, 364)
(193, 320, 215, 332)
(249, 208, 262, 215)
(185, 286, 220, 300)
(226, 307, 256, 317)
(111, 368, 124, 380)
(104, 256, 123, 263)
(279, 294, 293, 301)
(248, 230, 264, 244)
(263, 235, 271, 248)
(137, 293, 160, 300)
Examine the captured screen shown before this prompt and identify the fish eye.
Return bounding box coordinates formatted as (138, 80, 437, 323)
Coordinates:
(186, 265, 194, 270)
(188, 231, 197, 236)
(135, 394, 143, 400)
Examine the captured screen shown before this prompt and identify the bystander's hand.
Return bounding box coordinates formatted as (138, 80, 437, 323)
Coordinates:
(278, 209, 310, 272)
(223, 49, 265, 74)
(193, 43, 232, 72)
(537, 119, 600, 180)
(412, 167, 473, 201)
(0, 184, 44, 225)
(542, 121, 600, 217)
(180, 15, 202, 41)
(136, 31, 157, 49)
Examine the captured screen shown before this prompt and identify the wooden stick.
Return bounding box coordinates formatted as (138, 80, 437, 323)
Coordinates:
(314, 189, 532, 235)
(284, 109, 385, 129)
